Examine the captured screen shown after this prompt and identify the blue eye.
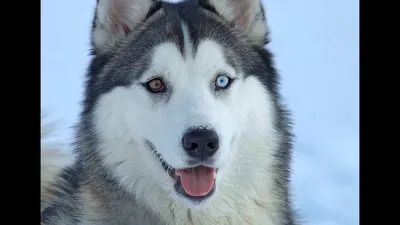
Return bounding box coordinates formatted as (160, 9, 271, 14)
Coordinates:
(215, 75, 232, 89)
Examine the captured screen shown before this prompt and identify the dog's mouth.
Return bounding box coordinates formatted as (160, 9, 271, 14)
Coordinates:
(174, 166, 216, 200)
(146, 140, 217, 201)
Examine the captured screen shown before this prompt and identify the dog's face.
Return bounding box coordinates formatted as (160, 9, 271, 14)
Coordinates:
(86, 0, 276, 208)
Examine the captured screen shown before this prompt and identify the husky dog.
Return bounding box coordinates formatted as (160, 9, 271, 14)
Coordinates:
(41, 0, 297, 224)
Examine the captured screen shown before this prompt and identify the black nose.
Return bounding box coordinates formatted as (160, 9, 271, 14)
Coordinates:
(182, 129, 219, 160)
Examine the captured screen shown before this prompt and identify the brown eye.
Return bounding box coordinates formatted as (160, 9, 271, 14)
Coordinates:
(144, 78, 166, 93)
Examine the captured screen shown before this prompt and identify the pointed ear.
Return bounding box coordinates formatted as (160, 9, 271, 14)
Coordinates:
(206, 0, 267, 46)
(91, 0, 157, 54)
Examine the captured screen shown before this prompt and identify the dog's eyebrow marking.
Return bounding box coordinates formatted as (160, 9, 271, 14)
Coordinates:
(222, 49, 239, 73)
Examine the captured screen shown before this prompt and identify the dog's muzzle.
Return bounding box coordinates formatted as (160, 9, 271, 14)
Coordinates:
(145, 140, 218, 203)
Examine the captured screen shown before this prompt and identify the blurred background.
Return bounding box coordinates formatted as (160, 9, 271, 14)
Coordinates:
(41, 0, 359, 224)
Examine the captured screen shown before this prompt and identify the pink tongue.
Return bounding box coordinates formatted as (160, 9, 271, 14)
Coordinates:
(175, 166, 215, 197)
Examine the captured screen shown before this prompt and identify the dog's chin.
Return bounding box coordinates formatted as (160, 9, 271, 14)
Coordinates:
(146, 141, 218, 205)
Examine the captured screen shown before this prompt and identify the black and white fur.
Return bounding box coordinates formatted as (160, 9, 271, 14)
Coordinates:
(41, 0, 297, 224)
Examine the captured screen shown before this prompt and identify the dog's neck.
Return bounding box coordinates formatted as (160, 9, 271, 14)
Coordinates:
(73, 129, 289, 225)
(78, 177, 283, 225)
(76, 152, 285, 225)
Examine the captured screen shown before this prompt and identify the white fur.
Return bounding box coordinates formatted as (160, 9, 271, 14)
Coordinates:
(92, 22, 284, 224)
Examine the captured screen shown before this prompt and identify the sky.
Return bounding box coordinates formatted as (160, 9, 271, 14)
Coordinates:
(41, 0, 359, 224)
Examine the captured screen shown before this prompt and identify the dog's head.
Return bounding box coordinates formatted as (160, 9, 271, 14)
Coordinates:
(83, 0, 280, 208)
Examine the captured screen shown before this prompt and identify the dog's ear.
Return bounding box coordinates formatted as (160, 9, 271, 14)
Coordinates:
(91, 0, 157, 54)
(204, 0, 267, 46)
